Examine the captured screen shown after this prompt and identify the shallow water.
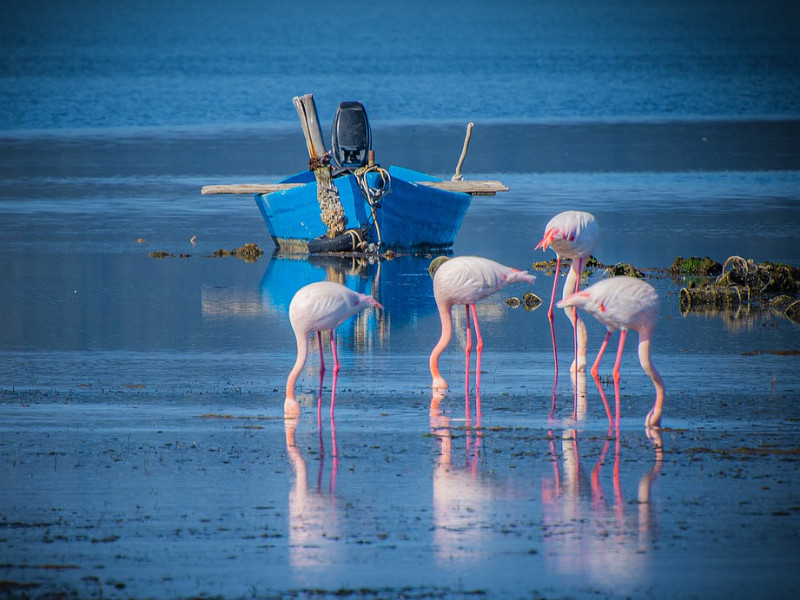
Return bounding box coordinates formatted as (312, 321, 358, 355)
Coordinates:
(2, 124, 800, 599)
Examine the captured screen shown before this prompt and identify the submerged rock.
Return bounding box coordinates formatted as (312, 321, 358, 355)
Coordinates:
(679, 255, 800, 322)
(211, 243, 264, 262)
(607, 262, 645, 278)
(670, 256, 723, 276)
(522, 292, 542, 311)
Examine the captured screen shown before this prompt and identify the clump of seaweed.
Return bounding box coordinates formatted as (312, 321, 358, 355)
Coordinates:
(531, 255, 601, 276)
(670, 256, 723, 277)
(505, 292, 541, 311)
(679, 255, 800, 323)
(522, 292, 541, 311)
(606, 262, 645, 278)
(211, 243, 264, 263)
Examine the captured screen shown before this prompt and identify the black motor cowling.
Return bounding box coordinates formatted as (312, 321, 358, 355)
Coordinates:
(330, 101, 371, 169)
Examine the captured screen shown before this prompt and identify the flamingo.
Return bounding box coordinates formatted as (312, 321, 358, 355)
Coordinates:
(535, 210, 600, 381)
(557, 276, 664, 428)
(429, 256, 536, 409)
(285, 281, 382, 419)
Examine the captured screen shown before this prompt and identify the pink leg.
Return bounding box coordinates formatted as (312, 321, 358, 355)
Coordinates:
(471, 304, 483, 396)
(591, 331, 613, 426)
(317, 331, 325, 374)
(464, 305, 473, 402)
(612, 330, 628, 432)
(547, 257, 562, 392)
(330, 366, 339, 422)
(317, 368, 325, 426)
(329, 330, 340, 374)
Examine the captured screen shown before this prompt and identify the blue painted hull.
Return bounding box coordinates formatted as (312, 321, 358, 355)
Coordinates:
(254, 166, 471, 251)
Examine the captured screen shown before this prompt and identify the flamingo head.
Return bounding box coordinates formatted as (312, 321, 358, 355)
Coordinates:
(535, 227, 559, 252)
(284, 397, 301, 419)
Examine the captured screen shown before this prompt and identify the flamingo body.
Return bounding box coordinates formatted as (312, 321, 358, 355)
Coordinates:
(285, 281, 381, 418)
(558, 276, 664, 428)
(430, 256, 536, 393)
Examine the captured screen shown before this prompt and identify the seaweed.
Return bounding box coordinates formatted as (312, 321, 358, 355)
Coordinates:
(210, 243, 264, 262)
(670, 256, 723, 276)
(679, 256, 800, 323)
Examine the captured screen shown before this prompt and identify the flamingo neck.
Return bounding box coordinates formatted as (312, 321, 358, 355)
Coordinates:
(430, 302, 453, 388)
(285, 332, 308, 417)
(637, 332, 665, 427)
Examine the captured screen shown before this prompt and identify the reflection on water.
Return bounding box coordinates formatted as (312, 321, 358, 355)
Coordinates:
(542, 427, 663, 585)
(429, 390, 493, 565)
(201, 286, 266, 319)
(285, 378, 341, 569)
(260, 252, 440, 349)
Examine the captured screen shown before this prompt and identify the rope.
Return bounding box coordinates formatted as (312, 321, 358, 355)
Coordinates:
(353, 163, 392, 251)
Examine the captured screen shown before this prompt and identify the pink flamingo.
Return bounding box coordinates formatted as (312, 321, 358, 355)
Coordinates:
(535, 210, 599, 383)
(429, 256, 536, 414)
(558, 276, 664, 428)
(285, 281, 382, 419)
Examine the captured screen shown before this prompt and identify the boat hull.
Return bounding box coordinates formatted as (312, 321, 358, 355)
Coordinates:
(254, 166, 471, 252)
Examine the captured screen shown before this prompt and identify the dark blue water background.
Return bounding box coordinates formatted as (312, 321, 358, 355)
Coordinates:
(2, 0, 799, 131)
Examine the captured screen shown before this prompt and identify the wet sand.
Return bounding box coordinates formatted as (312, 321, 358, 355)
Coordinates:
(1, 122, 800, 599)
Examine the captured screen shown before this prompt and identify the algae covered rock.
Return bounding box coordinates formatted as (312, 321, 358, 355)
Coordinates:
(670, 256, 722, 277)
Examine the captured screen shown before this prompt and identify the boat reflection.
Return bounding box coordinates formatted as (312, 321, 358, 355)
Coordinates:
(542, 425, 663, 586)
(261, 251, 443, 347)
(284, 376, 341, 569)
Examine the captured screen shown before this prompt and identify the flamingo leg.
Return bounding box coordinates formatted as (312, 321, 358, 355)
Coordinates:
(317, 368, 325, 425)
(547, 257, 562, 392)
(329, 330, 341, 374)
(612, 330, 628, 431)
(317, 331, 325, 375)
(330, 365, 339, 423)
(591, 331, 614, 426)
(464, 304, 473, 402)
(471, 303, 483, 396)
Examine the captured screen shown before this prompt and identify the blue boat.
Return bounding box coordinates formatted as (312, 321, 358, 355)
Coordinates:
(254, 165, 479, 253)
(203, 99, 507, 253)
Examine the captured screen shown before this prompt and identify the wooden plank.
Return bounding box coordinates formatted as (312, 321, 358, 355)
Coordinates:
(417, 180, 508, 195)
(201, 180, 508, 196)
(201, 183, 304, 195)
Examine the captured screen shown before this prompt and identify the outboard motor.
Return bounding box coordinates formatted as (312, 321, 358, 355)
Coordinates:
(330, 101, 372, 169)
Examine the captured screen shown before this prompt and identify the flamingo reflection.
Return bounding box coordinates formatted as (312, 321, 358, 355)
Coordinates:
(429, 390, 496, 564)
(285, 376, 341, 569)
(542, 425, 663, 585)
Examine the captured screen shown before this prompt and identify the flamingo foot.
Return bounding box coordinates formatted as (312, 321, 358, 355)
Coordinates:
(284, 398, 301, 419)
